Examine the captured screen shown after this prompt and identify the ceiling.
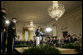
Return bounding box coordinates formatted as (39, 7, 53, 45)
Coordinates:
(1, 1, 82, 25)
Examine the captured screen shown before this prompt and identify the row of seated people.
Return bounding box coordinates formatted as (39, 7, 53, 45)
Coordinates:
(45, 37, 78, 47)
(14, 40, 36, 47)
(14, 36, 78, 47)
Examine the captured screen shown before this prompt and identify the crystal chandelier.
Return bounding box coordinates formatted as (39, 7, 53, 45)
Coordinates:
(48, 1, 65, 20)
(30, 20, 34, 27)
(28, 20, 35, 31)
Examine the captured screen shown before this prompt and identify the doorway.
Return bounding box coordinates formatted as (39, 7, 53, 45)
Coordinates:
(25, 31, 28, 41)
(22, 27, 31, 41)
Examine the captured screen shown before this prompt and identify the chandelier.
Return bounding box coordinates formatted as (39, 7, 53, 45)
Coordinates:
(28, 20, 35, 31)
(48, 1, 65, 20)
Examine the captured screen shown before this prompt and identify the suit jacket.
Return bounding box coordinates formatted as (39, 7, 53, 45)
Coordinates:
(8, 21, 16, 38)
(1, 12, 6, 31)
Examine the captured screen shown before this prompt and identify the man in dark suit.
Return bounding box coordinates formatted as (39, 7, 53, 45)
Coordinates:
(7, 17, 17, 54)
(1, 8, 7, 31)
(1, 8, 7, 53)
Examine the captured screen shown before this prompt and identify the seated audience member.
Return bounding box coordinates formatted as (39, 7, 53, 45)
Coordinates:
(49, 37, 53, 45)
(29, 40, 33, 46)
(56, 38, 59, 47)
(73, 37, 77, 42)
(52, 37, 56, 46)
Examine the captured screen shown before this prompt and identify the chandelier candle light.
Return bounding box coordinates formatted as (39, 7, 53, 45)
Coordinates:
(48, 1, 65, 20)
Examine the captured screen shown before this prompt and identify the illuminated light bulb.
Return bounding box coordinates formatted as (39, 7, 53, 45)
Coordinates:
(45, 27, 52, 32)
(5, 20, 10, 25)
